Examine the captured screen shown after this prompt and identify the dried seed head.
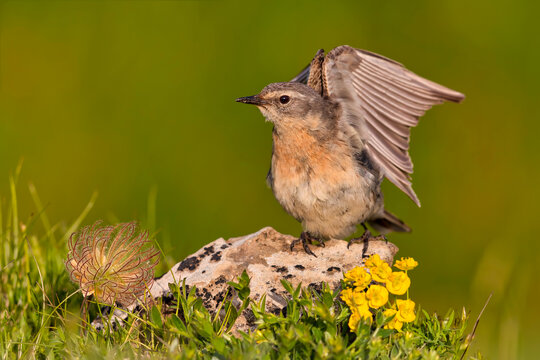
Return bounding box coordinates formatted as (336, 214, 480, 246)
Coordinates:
(65, 221, 159, 306)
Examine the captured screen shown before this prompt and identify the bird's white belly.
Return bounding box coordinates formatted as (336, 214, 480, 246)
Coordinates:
(271, 157, 377, 239)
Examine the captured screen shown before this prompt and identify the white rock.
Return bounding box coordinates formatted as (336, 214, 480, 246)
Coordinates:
(93, 227, 398, 332)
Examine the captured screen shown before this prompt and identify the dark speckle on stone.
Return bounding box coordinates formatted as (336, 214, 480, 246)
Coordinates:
(201, 288, 212, 301)
(220, 243, 230, 250)
(177, 256, 200, 271)
(274, 266, 287, 273)
(270, 288, 277, 293)
(154, 271, 167, 281)
(327, 266, 341, 272)
(294, 265, 305, 270)
(284, 274, 294, 280)
(199, 245, 216, 259)
(210, 251, 222, 262)
(213, 289, 228, 304)
(215, 276, 226, 285)
(202, 270, 206, 274)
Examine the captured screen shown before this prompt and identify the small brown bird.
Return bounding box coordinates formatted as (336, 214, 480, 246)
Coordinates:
(236, 46, 464, 256)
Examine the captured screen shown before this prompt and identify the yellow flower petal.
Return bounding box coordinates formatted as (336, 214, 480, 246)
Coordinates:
(396, 299, 416, 323)
(364, 254, 383, 269)
(348, 308, 361, 331)
(341, 288, 367, 307)
(385, 271, 411, 295)
(348, 303, 373, 331)
(357, 304, 373, 323)
(344, 266, 372, 290)
(340, 288, 354, 307)
(365, 285, 389, 309)
(371, 261, 392, 283)
(383, 308, 403, 331)
(395, 257, 418, 271)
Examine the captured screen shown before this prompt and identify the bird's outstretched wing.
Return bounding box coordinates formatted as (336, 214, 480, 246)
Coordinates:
(312, 45, 464, 206)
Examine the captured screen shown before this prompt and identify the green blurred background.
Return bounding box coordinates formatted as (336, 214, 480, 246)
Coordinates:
(1, 0, 538, 358)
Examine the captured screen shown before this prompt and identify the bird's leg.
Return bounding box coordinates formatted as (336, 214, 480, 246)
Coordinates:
(347, 223, 373, 257)
(360, 222, 372, 240)
(347, 223, 371, 248)
(290, 232, 318, 257)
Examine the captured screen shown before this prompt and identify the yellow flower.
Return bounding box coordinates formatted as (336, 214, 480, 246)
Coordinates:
(344, 266, 372, 290)
(341, 288, 355, 307)
(396, 299, 416, 323)
(341, 287, 367, 308)
(342, 288, 373, 331)
(357, 303, 373, 323)
(365, 285, 388, 309)
(383, 308, 403, 331)
(395, 257, 418, 271)
(364, 254, 384, 269)
(348, 303, 373, 331)
(371, 261, 392, 283)
(385, 271, 411, 295)
(348, 309, 361, 331)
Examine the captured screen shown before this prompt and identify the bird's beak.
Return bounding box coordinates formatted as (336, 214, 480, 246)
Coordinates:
(235, 95, 266, 106)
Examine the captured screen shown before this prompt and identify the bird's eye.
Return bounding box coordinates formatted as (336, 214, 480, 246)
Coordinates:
(279, 95, 290, 104)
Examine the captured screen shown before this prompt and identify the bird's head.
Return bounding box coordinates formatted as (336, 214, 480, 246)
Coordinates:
(236, 82, 334, 131)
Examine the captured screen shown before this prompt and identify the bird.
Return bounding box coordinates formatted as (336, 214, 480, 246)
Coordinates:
(236, 45, 464, 256)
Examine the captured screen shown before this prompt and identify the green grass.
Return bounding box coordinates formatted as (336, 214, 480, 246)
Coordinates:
(0, 170, 483, 359)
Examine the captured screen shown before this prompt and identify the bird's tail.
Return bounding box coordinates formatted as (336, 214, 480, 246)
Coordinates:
(368, 210, 411, 235)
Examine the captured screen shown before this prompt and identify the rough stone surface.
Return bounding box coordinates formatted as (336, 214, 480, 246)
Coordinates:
(92, 226, 398, 332)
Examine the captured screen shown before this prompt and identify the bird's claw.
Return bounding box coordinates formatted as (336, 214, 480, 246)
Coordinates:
(347, 228, 388, 258)
(347, 229, 372, 249)
(290, 232, 318, 257)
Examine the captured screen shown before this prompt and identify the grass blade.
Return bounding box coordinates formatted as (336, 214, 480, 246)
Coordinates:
(62, 191, 98, 243)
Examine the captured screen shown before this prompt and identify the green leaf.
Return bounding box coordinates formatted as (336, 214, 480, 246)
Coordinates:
(311, 326, 323, 342)
(280, 279, 294, 295)
(377, 328, 394, 338)
(211, 336, 226, 353)
(169, 314, 188, 334)
(150, 305, 163, 328)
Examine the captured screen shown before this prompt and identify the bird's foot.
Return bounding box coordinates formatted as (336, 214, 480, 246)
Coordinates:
(290, 232, 319, 257)
(347, 227, 389, 258)
(347, 229, 372, 250)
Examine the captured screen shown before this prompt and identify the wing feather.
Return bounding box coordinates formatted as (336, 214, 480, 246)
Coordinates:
(322, 46, 464, 206)
(353, 74, 435, 112)
(351, 79, 420, 125)
(290, 64, 310, 83)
